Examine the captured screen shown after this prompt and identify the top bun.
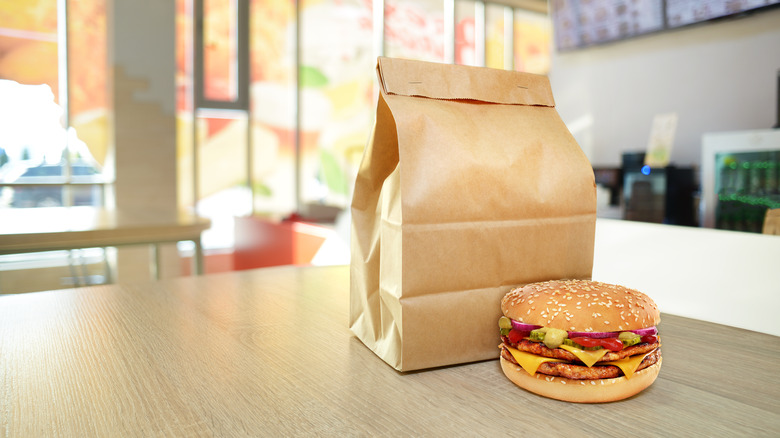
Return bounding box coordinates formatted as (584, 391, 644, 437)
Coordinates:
(501, 279, 660, 332)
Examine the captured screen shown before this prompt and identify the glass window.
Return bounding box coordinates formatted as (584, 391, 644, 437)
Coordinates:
(178, 0, 253, 250)
(514, 9, 551, 75)
(69, 0, 109, 169)
(298, 0, 374, 210)
(194, 0, 248, 109)
(203, 0, 240, 102)
(384, 0, 445, 61)
(455, 0, 479, 66)
(248, 0, 297, 216)
(485, 3, 510, 69)
(0, 0, 109, 209)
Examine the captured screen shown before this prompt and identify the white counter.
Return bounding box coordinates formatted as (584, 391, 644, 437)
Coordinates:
(593, 218, 780, 336)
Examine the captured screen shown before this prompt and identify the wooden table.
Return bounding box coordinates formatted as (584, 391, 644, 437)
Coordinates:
(1, 265, 778, 437)
(0, 207, 210, 279)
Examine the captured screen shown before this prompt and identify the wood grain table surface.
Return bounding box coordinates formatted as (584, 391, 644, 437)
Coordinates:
(1, 265, 778, 437)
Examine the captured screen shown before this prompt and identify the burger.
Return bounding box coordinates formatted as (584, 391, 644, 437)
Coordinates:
(498, 279, 662, 403)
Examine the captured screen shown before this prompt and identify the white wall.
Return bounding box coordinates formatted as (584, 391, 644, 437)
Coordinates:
(550, 8, 780, 168)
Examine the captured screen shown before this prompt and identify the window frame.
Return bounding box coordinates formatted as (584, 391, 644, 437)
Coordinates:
(193, 0, 250, 111)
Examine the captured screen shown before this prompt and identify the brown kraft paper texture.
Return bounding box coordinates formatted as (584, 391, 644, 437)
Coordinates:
(350, 57, 597, 371)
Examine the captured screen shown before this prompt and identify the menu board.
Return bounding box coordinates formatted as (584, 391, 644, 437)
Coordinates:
(552, 0, 780, 50)
(552, 0, 664, 50)
(667, 0, 780, 28)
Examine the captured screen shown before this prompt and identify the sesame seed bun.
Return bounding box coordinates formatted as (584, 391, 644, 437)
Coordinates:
(501, 279, 660, 333)
(499, 355, 662, 403)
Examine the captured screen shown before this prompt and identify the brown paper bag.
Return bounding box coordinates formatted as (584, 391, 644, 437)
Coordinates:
(350, 57, 596, 371)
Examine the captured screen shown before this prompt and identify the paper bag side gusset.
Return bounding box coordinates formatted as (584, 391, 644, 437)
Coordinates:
(349, 90, 402, 366)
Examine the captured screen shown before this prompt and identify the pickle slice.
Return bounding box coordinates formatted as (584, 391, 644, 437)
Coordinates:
(529, 329, 546, 342)
(618, 331, 641, 347)
(543, 328, 568, 349)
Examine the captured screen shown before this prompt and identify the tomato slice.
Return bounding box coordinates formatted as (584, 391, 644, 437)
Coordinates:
(507, 329, 528, 344)
(599, 338, 624, 352)
(641, 335, 659, 344)
(570, 337, 600, 348)
(570, 337, 624, 352)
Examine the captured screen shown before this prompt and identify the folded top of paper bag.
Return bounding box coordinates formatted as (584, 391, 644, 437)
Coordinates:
(377, 56, 555, 106)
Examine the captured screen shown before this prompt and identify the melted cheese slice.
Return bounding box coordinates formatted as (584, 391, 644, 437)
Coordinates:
(506, 346, 565, 376)
(602, 349, 656, 380)
(558, 344, 609, 367)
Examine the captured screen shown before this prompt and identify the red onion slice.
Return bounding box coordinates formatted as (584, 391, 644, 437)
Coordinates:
(630, 326, 658, 336)
(567, 331, 619, 339)
(511, 319, 542, 332)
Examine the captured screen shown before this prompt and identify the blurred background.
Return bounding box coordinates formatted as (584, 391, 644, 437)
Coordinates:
(1, 0, 779, 293)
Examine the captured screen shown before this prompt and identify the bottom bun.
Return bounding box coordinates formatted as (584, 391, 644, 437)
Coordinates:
(500, 355, 662, 403)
